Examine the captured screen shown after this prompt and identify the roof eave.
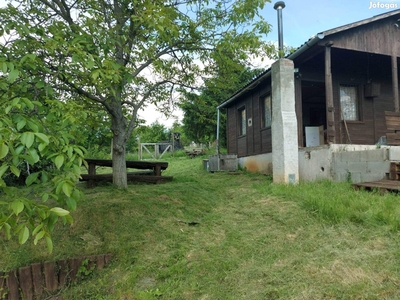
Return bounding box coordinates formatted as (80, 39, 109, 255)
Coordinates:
(217, 33, 324, 109)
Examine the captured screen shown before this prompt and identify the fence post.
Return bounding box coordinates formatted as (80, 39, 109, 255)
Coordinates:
(138, 136, 142, 160)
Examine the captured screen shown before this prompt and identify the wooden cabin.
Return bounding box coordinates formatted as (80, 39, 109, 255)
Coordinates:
(218, 10, 400, 162)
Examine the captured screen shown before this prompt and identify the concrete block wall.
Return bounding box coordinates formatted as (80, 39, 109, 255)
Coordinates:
(298, 146, 332, 182)
(238, 144, 400, 183)
(332, 148, 390, 183)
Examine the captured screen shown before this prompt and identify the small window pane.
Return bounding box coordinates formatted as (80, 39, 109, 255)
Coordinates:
(239, 107, 246, 135)
(262, 95, 272, 128)
(340, 85, 359, 121)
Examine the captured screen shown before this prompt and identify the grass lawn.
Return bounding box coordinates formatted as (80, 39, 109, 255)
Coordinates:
(2, 155, 400, 299)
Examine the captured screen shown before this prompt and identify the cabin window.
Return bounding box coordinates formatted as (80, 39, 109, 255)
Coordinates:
(238, 107, 246, 136)
(261, 94, 272, 128)
(340, 85, 359, 121)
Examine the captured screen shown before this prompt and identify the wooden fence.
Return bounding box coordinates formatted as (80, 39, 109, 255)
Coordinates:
(0, 254, 112, 300)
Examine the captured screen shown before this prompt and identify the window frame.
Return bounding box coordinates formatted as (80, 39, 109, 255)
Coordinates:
(260, 94, 272, 129)
(339, 84, 361, 122)
(238, 106, 247, 136)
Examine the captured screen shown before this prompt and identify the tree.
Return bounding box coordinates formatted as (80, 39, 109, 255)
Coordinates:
(1, 0, 273, 188)
(180, 62, 265, 146)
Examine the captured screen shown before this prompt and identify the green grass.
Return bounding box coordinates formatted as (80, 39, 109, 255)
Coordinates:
(2, 156, 400, 299)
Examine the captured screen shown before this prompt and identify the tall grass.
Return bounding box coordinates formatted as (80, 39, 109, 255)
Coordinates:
(265, 180, 400, 230)
(2, 157, 400, 299)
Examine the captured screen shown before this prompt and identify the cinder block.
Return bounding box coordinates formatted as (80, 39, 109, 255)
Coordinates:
(364, 149, 387, 161)
(351, 172, 362, 183)
(362, 173, 386, 182)
(346, 162, 368, 173)
(389, 147, 400, 161)
(366, 161, 390, 173)
(334, 172, 350, 182)
(331, 161, 349, 173)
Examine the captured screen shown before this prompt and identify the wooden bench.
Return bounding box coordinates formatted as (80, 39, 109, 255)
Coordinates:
(80, 159, 173, 188)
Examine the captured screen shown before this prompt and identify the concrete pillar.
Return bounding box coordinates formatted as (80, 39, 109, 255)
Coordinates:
(272, 59, 299, 184)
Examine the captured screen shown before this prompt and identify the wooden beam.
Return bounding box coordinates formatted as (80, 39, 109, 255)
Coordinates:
(392, 55, 399, 112)
(325, 45, 336, 144)
(295, 77, 303, 147)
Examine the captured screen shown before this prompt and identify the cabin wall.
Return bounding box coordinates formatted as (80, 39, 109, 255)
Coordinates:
(331, 49, 396, 145)
(225, 79, 272, 157)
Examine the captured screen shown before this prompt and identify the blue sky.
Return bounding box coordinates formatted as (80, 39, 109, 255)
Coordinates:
(261, 0, 399, 48)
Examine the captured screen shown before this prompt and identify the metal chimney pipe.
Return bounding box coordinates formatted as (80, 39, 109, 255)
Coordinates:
(273, 1, 286, 58)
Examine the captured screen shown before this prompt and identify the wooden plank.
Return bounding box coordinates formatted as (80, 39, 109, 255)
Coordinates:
(0, 271, 7, 300)
(84, 159, 168, 170)
(87, 255, 97, 273)
(44, 261, 58, 292)
(385, 111, 400, 117)
(6, 270, 19, 300)
(57, 259, 69, 288)
(31, 263, 44, 299)
(295, 78, 304, 147)
(80, 174, 173, 184)
(385, 117, 400, 122)
(18, 266, 33, 300)
(385, 112, 400, 136)
(325, 45, 336, 144)
(386, 133, 400, 145)
(68, 257, 84, 283)
(352, 180, 400, 192)
(390, 162, 400, 172)
(96, 255, 105, 270)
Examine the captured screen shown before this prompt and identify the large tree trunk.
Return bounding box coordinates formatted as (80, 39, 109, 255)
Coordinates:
(111, 107, 128, 188)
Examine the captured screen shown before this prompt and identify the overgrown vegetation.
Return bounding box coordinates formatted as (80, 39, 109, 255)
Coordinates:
(2, 157, 400, 299)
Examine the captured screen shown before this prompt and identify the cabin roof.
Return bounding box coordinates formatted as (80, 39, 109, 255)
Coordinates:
(218, 9, 400, 109)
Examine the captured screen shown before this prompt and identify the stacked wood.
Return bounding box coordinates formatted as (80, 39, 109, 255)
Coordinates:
(385, 111, 400, 145)
(389, 162, 400, 180)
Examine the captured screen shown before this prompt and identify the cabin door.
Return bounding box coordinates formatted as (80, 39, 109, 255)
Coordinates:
(301, 81, 327, 147)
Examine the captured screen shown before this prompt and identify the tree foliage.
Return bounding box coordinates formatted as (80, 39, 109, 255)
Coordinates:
(137, 121, 169, 144)
(180, 63, 265, 145)
(1, 0, 273, 188)
(0, 56, 86, 252)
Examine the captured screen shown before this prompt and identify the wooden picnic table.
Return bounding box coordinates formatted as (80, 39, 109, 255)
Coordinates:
(80, 158, 172, 188)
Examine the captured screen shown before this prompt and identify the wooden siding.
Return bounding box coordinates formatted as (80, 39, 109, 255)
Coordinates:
(227, 106, 237, 154)
(331, 49, 395, 144)
(225, 80, 272, 157)
(321, 17, 400, 56)
(246, 94, 254, 155)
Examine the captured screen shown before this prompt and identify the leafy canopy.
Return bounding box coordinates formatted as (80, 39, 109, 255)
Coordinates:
(0, 0, 274, 248)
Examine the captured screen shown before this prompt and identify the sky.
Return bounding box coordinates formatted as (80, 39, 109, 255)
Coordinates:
(144, 0, 400, 127)
(1, 0, 399, 127)
(261, 0, 399, 48)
